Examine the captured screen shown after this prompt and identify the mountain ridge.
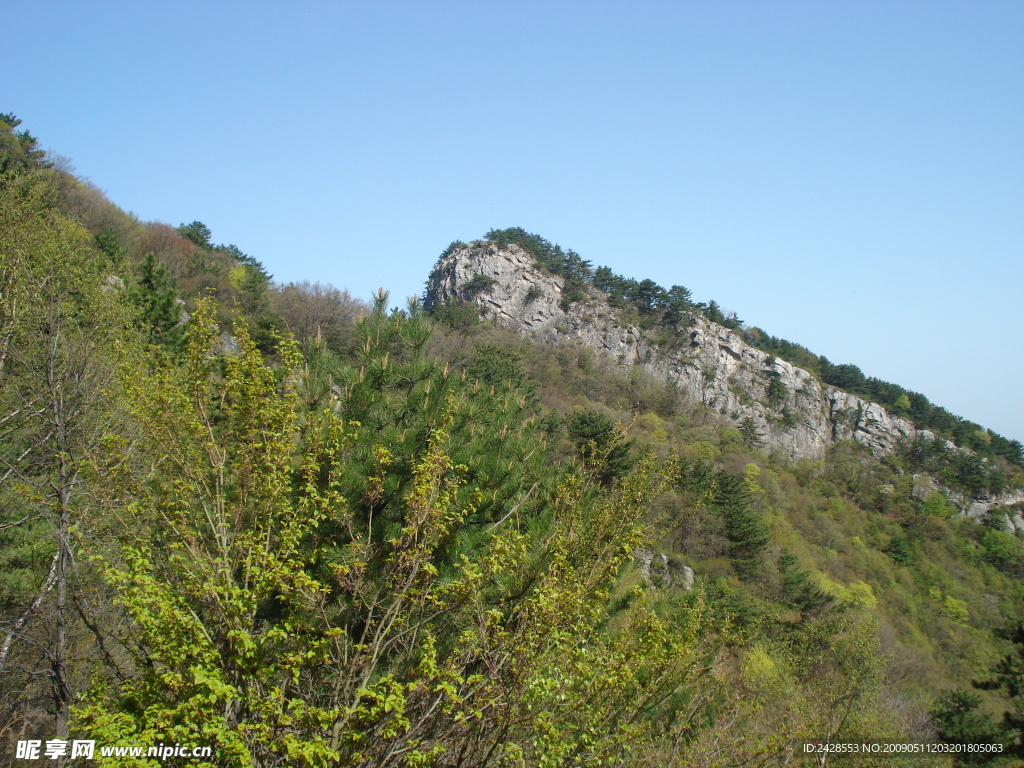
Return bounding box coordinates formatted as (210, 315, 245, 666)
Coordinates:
(425, 240, 1022, 516)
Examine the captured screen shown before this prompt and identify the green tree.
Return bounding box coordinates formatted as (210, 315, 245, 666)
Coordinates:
(428, 299, 479, 330)
(223, 243, 271, 316)
(980, 529, 1024, 577)
(0, 175, 135, 740)
(465, 343, 529, 391)
(766, 377, 788, 407)
(739, 416, 763, 449)
(631, 278, 666, 314)
(177, 219, 212, 248)
(713, 471, 769, 572)
(892, 393, 912, 417)
(922, 490, 956, 518)
(778, 550, 832, 614)
(886, 535, 914, 565)
(76, 303, 341, 763)
(932, 689, 1012, 765)
(461, 273, 496, 300)
(661, 285, 692, 326)
(132, 252, 183, 350)
(565, 409, 636, 486)
(316, 291, 551, 536)
(703, 299, 726, 325)
(0, 113, 49, 181)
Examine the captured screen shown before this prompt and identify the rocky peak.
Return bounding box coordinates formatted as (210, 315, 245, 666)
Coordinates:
(424, 243, 935, 462)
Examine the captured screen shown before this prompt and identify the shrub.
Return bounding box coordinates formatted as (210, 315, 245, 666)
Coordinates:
(461, 273, 496, 300)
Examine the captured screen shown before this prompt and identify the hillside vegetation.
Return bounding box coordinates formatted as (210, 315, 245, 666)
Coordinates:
(2, 115, 1024, 767)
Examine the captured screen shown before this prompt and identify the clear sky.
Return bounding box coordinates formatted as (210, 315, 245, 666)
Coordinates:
(6, 1, 1023, 442)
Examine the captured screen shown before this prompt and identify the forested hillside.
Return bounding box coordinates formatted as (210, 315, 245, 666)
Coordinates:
(3, 114, 1024, 767)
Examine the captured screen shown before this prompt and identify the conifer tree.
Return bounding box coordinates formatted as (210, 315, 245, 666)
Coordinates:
(565, 409, 636, 486)
(133, 252, 183, 350)
(713, 471, 770, 572)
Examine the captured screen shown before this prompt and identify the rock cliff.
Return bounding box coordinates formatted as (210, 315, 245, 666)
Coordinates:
(425, 242, 938, 463)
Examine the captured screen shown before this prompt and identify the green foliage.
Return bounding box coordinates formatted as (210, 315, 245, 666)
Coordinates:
(932, 689, 1011, 764)
(766, 376, 788, 407)
(892, 392, 912, 416)
(565, 409, 636, 486)
(0, 169, 137, 740)
(978, 623, 1024, 756)
(593, 265, 695, 330)
(461, 272, 496, 300)
(440, 239, 466, 258)
(559, 275, 588, 310)
(132, 253, 183, 351)
(780, 406, 798, 428)
(662, 285, 693, 326)
(944, 594, 971, 625)
(295, 293, 561, 634)
(222, 243, 270, 315)
(727, 611, 906, 762)
(674, 459, 770, 574)
(70, 296, 728, 764)
(176, 219, 212, 248)
(485, 227, 591, 282)
(886, 534, 914, 564)
(922, 490, 956, 518)
(713, 470, 770, 571)
(428, 299, 479, 329)
(0, 113, 49, 181)
(900, 436, 1012, 497)
(778, 550, 833, 613)
(980, 529, 1024, 577)
(75, 302, 338, 763)
(5, 117, 1024, 764)
(738, 416, 762, 449)
(465, 343, 529, 392)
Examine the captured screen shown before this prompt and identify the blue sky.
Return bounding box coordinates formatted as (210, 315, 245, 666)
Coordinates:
(7, 1, 1023, 442)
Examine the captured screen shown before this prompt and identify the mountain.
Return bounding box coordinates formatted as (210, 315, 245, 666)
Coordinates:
(425, 239, 1023, 511)
(426, 240, 934, 460)
(7, 116, 1024, 766)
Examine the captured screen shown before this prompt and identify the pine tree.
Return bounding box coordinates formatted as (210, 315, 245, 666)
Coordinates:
(778, 550, 832, 614)
(133, 252, 183, 350)
(565, 409, 636, 486)
(713, 471, 769, 572)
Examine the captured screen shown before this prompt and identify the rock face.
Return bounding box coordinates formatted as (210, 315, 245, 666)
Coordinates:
(635, 548, 695, 591)
(959, 489, 1024, 525)
(424, 243, 936, 462)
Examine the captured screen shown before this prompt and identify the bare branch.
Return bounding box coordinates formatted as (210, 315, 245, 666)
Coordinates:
(0, 550, 60, 671)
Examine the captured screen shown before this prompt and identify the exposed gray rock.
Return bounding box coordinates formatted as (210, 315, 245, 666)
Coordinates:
(634, 548, 658, 584)
(958, 489, 1024, 520)
(426, 243, 940, 461)
(213, 333, 241, 357)
(911, 473, 941, 500)
(913, 473, 1024, 523)
(634, 548, 694, 591)
(678, 564, 695, 592)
